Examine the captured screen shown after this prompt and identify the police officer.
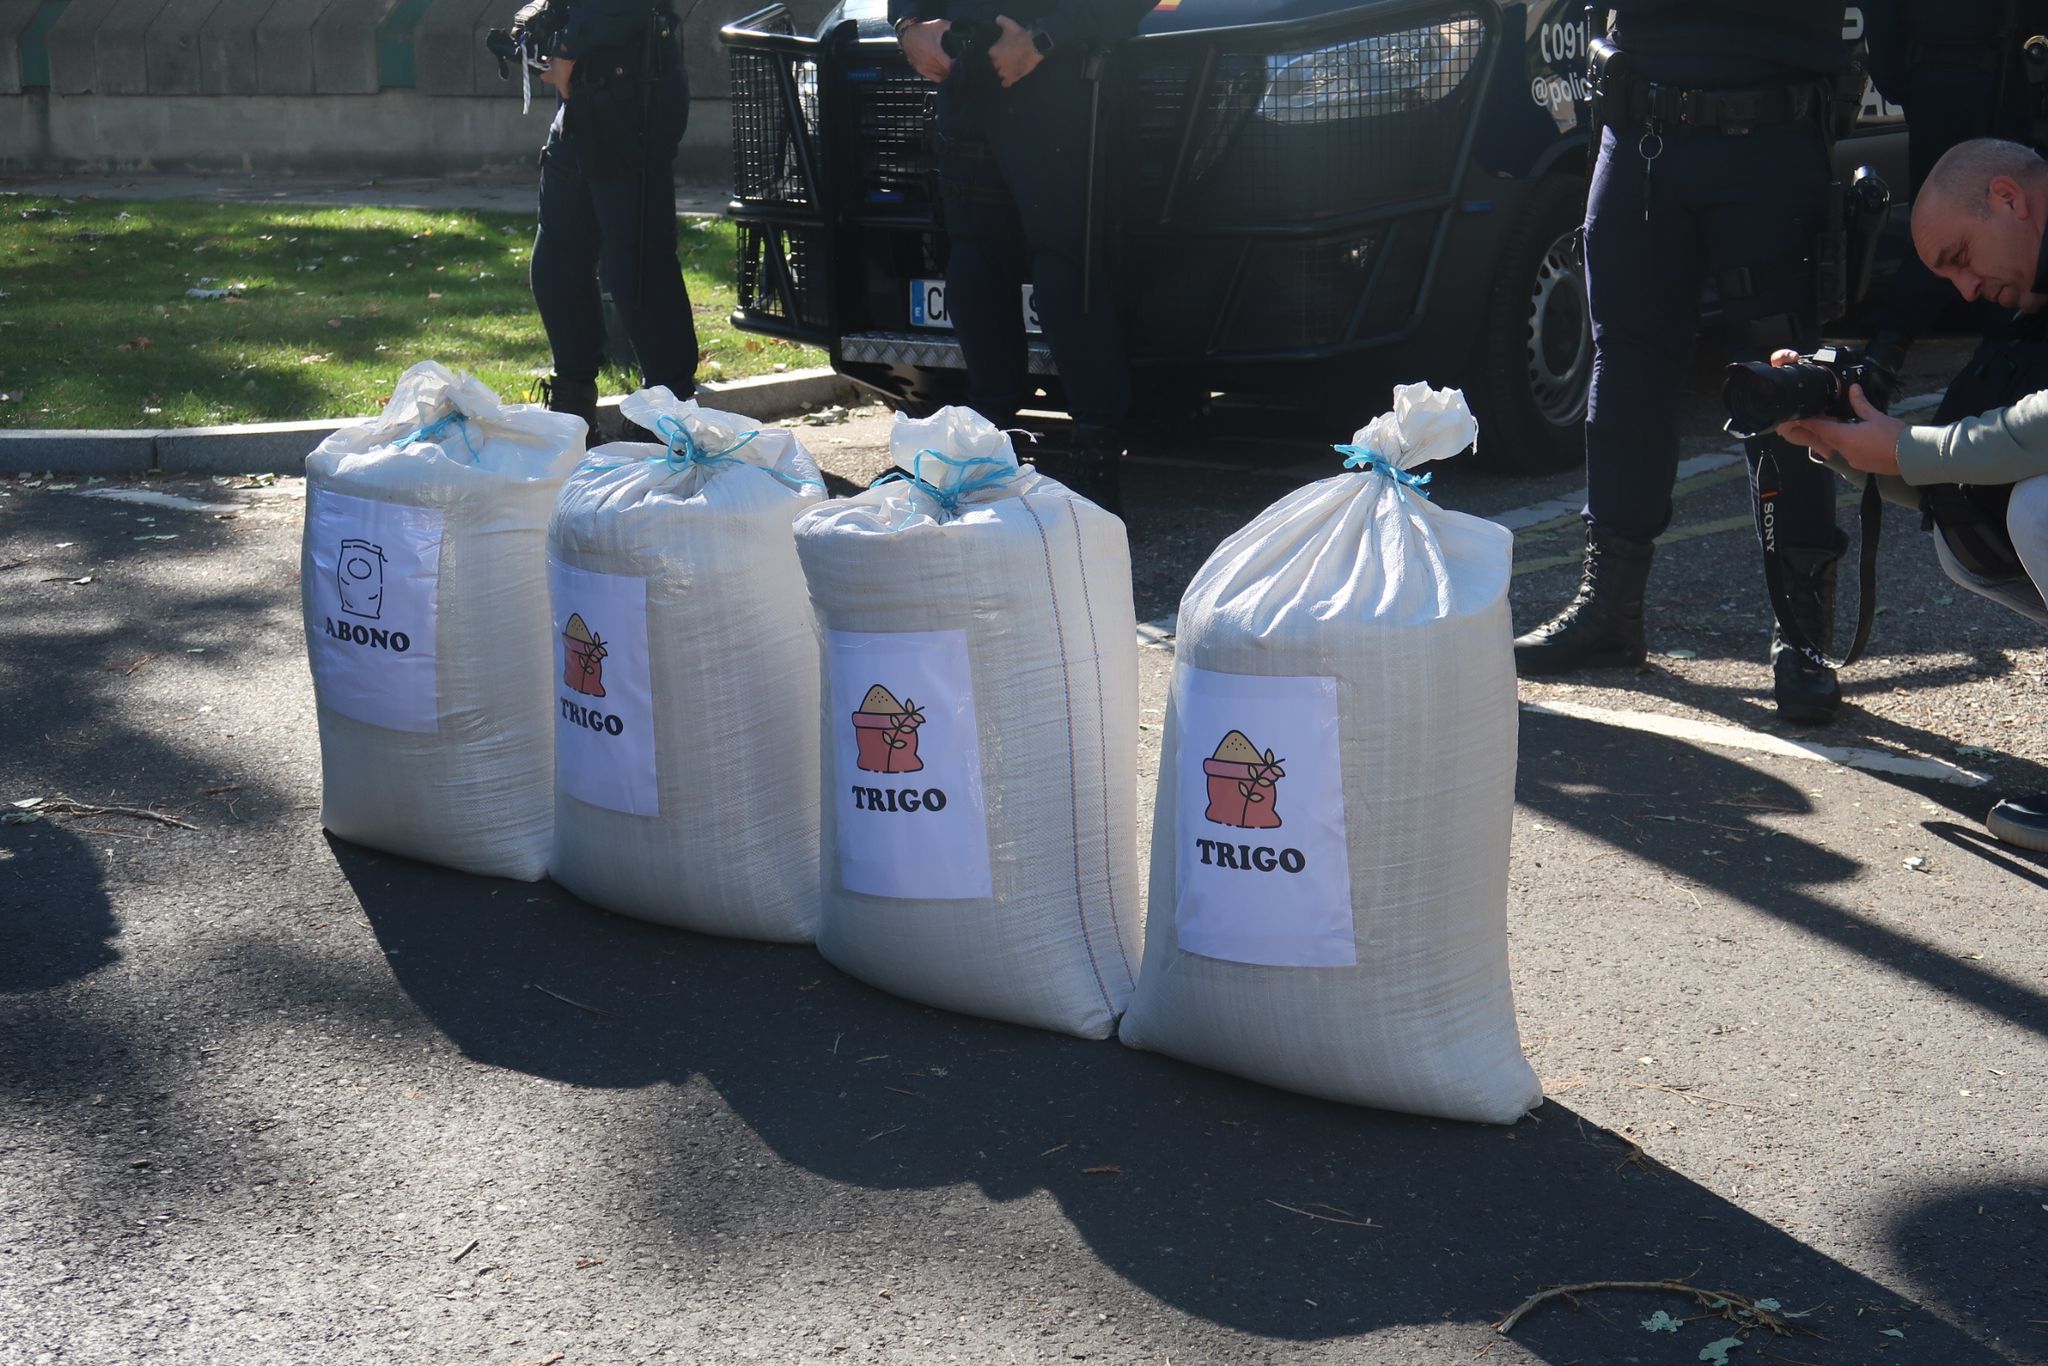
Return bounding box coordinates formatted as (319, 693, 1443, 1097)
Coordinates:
(527, 0, 697, 434)
(1514, 2, 1864, 725)
(891, 0, 1155, 513)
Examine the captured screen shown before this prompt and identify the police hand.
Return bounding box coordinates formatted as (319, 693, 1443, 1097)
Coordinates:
(899, 20, 953, 83)
(539, 54, 574, 99)
(989, 16, 1043, 87)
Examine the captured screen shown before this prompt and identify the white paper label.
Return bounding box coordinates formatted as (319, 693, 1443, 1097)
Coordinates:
(550, 559, 658, 817)
(305, 489, 443, 733)
(1173, 666, 1355, 968)
(826, 628, 992, 901)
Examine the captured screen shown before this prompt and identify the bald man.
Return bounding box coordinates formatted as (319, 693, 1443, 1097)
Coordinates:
(1778, 137, 2048, 853)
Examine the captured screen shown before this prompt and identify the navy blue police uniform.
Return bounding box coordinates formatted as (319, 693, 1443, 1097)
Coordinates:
(1864, 0, 2042, 351)
(1515, 1, 1859, 724)
(888, 0, 1155, 509)
(530, 0, 697, 429)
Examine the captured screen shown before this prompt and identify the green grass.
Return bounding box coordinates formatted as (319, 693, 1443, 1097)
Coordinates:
(0, 197, 825, 429)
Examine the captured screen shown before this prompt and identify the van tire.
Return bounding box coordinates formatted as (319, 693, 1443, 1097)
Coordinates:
(1469, 171, 1591, 475)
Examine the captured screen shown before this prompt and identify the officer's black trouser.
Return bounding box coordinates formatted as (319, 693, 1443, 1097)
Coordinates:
(531, 71, 698, 395)
(1584, 118, 1842, 554)
(935, 57, 1131, 431)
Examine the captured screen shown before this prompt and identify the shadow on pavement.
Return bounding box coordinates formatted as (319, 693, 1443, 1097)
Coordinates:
(1887, 1178, 2048, 1359)
(1519, 710, 2048, 1041)
(0, 822, 118, 994)
(336, 837, 2004, 1363)
(1923, 821, 2048, 893)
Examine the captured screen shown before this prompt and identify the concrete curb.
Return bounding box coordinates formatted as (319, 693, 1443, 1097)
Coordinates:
(0, 367, 866, 476)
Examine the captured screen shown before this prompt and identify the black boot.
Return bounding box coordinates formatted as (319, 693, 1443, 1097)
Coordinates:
(1513, 527, 1655, 675)
(537, 376, 600, 441)
(1770, 546, 1842, 725)
(1061, 424, 1126, 518)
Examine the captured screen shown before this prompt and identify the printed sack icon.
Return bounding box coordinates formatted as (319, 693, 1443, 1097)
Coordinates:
(336, 539, 386, 618)
(851, 684, 924, 773)
(302, 360, 585, 881)
(561, 613, 606, 697)
(547, 388, 827, 942)
(795, 406, 1141, 1040)
(1119, 384, 1542, 1124)
(1202, 730, 1283, 830)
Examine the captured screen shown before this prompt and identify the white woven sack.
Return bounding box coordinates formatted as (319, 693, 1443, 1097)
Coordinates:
(794, 407, 1141, 1039)
(302, 361, 585, 881)
(1118, 384, 1541, 1123)
(546, 389, 826, 941)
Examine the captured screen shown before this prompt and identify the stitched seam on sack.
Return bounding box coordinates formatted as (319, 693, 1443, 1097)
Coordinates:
(1020, 494, 1117, 1019)
(1069, 503, 1133, 990)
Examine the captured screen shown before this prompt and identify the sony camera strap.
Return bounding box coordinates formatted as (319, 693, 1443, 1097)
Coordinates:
(1751, 454, 1882, 671)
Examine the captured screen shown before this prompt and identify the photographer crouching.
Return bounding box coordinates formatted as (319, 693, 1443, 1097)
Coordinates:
(1774, 137, 2048, 852)
(498, 0, 698, 434)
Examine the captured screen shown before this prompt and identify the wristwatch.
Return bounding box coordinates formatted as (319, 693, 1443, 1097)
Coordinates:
(893, 16, 917, 39)
(1029, 23, 1055, 55)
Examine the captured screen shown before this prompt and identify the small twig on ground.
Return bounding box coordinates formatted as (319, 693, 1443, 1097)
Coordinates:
(1496, 1279, 1811, 1337)
(529, 984, 609, 1016)
(450, 1237, 479, 1264)
(863, 1125, 905, 1144)
(1264, 1199, 1381, 1230)
(1623, 1079, 1765, 1112)
(104, 652, 161, 675)
(17, 796, 196, 829)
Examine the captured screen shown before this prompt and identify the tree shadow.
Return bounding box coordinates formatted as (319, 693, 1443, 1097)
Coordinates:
(0, 821, 118, 994)
(334, 837, 2004, 1362)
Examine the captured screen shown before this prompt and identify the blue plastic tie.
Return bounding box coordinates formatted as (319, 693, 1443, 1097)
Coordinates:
(579, 414, 822, 494)
(394, 410, 479, 461)
(1335, 443, 1434, 499)
(872, 447, 1017, 520)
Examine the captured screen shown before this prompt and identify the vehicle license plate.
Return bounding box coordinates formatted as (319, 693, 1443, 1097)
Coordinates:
(910, 279, 1040, 334)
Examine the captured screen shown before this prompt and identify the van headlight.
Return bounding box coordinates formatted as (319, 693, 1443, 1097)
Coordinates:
(1256, 16, 1482, 123)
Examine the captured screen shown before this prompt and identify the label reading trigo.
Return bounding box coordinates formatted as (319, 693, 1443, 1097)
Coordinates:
(826, 628, 992, 901)
(550, 558, 658, 817)
(305, 489, 443, 733)
(1172, 666, 1355, 968)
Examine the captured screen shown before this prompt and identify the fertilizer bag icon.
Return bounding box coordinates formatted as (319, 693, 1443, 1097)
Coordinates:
(1119, 383, 1541, 1125)
(337, 539, 386, 619)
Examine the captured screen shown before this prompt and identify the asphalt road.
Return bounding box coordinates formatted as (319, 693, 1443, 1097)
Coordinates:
(3, 350, 2045, 1366)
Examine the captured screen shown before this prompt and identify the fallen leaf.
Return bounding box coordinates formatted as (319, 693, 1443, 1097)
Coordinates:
(1881, 1328, 1906, 1339)
(1698, 1337, 1744, 1365)
(574, 1256, 603, 1270)
(1641, 1310, 1682, 1333)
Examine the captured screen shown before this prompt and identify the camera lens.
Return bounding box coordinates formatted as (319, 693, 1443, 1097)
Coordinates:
(1721, 361, 1840, 439)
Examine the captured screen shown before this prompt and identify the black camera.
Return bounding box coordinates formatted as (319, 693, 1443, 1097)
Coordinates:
(486, 0, 565, 80)
(1722, 344, 1898, 440)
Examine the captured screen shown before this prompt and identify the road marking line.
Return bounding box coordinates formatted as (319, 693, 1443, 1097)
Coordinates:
(69, 488, 236, 513)
(1522, 698, 1990, 786)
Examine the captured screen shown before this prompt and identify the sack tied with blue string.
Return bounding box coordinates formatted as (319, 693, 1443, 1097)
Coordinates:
(1118, 383, 1542, 1123)
(302, 360, 587, 881)
(547, 387, 829, 942)
(793, 406, 1142, 1040)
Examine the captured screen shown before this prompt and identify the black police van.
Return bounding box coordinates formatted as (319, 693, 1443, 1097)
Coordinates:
(721, 2, 1904, 473)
